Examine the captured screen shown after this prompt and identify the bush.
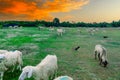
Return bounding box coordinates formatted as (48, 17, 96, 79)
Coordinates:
(0, 25, 3, 29)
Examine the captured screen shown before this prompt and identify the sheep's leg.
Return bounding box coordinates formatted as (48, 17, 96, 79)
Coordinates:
(57, 32, 59, 36)
(17, 65, 21, 71)
(0, 72, 4, 80)
(12, 66, 15, 72)
(94, 51, 97, 60)
(50, 73, 55, 80)
(61, 33, 62, 36)
(99, 58, 102, 65)
(60, 33, 62, 36)
(44, 76, 48, 80)
(54, 70, 57, 78)
(19, 65, 21, 71)
(98, 53, 101, 61)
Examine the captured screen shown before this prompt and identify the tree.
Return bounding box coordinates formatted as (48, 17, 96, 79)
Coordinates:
(53, 18, 60, 27)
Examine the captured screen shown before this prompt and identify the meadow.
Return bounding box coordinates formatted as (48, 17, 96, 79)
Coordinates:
(0, 27, 120, 80)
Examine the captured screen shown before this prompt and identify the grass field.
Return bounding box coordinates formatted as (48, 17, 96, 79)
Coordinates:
(0, 27, 120, 80)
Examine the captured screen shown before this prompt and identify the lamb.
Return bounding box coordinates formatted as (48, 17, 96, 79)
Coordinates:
(57, 28, 63, 36)
(94, 44, 108, 67)
(19, 55, 58, 80)
(0, 50, 23, 80)
(54, 76, 73, 80)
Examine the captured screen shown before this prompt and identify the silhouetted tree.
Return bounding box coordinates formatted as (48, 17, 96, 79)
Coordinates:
(53, 18, 60, 27)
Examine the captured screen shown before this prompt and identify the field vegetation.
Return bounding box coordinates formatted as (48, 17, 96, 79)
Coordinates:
(0, 27, 120, 80)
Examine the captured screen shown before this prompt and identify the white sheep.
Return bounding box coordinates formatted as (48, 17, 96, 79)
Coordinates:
(57, 28, 63, 36)
(54, 76, 73, 80)
(0, 50, 23, 80)
(94, 44, 108, 67)
(49, 26, 54, 31)
(14, 25, 18, 29)
(38, 26, 44, 30)
(19, 55, 58, 80)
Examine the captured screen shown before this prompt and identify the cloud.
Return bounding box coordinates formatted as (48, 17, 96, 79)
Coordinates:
(0, 0, 89, 21)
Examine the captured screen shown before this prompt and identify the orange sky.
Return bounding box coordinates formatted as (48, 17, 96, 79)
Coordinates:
(0, 0, 120, 22)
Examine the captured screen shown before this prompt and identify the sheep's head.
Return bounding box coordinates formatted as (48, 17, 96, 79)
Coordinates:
(103, 60, 108, 67)
(19, 66, 33, 80)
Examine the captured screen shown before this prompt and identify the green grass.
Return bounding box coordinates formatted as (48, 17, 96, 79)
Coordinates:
(0, 27, 120, 80)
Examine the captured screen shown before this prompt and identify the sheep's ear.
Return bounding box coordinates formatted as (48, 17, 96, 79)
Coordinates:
(27, 68, 33, 78)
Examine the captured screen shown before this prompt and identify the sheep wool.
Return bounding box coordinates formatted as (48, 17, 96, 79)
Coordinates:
(0, 50, 23, 80)
(94, 44, 108, 67)
(0, 50, 8, 54)
(54, 76, 73, 80)
(19, 55, 58, 80)
(57, 28, 63, 36)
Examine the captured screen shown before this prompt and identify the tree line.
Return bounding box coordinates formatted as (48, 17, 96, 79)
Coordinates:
(0, 18, 120, 28)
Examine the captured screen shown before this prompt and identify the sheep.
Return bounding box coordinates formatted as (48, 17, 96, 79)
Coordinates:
(0, 50, 23, 80)
(19, 26, 23, 29)
(49, 28, 54, 31)
(49, 26, 54, 31)
(19, 55, 58, 80)
(38, 26, 44, 30)
(94, 44, 108, 67)
(9, 26, 13, 29)
(14, 25, 19, 29)
(95, 28, 99, 31)
(54, 76, 73, 80)
(57, 28, 63, 36)
(88, 29, 95, 35)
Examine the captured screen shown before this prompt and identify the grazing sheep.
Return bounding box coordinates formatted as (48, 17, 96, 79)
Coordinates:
(54, 76, 73, 80)
(49, 26, 54, 31)
(0, 50, 23, 80)
(19, 55, 58, 80)
(38, 26, 44, 30)
(49, 28, 54, 31)
(74, 46, 80, 51)
(94, 44, 108, 67)
(88, 29, 95, 35)
(9, 26, 13, 29)
(57, 28, 63, 36)
(14, 25, 18, 29)
(95, 28, 99, 31)
(19, 26, 23, 29)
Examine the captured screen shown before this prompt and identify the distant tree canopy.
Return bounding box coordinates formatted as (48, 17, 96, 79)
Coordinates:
(53, 18, 60, 27)
(1, 19, 120, 28)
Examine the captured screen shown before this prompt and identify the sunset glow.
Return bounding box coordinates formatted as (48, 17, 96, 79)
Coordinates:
(0, 0, 120, 22)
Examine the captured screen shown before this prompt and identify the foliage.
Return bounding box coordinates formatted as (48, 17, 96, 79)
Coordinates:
(53, 18, 60, 27)
(1, 19, 120, 27)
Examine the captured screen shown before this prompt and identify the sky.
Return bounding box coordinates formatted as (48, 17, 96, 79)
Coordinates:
(0, 0, 120, 22)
